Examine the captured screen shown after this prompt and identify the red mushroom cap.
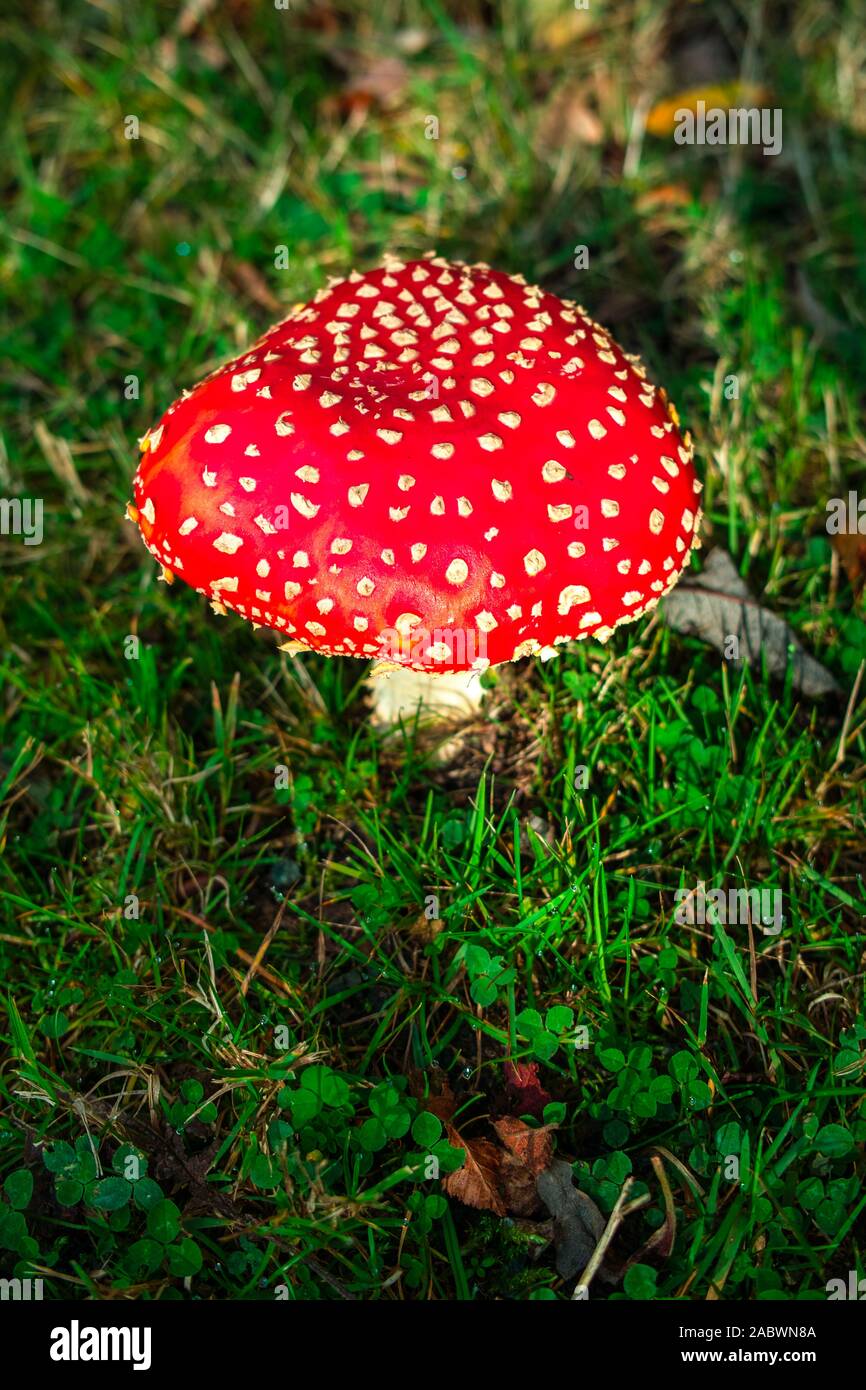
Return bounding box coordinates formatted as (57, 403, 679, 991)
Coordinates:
(130, 253, 701, 672)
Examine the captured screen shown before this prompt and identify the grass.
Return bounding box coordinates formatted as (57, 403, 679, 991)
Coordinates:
(0, 0, 864, 1301)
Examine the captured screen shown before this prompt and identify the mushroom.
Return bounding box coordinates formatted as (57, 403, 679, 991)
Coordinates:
(128, 252, 701, 729)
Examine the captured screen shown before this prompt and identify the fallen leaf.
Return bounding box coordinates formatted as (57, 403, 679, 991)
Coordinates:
(536, 1159, 608, 1280)
(329, 50, 410, 112)
(504, 1060, 550, 1119)
(646, 82, 770, 138)
(407, 912, 444, 944)
(493, 1116, 556, 1175)
(635, 182, 691, 212)
(832, 532, 866, 602)
(663, 548, 839, 698)
(442, 1124, 506, 1217)
(536, 82, 604, 153)
(499, 1152, 542, 1217)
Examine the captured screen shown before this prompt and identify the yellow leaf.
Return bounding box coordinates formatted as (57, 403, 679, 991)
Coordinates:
(646, 82, 770, 138)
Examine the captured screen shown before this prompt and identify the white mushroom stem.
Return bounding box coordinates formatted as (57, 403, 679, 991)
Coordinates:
(364, 663, 485, 730)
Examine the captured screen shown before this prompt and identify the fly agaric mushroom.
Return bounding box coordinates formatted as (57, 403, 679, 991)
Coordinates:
(128, 252, 701, 725)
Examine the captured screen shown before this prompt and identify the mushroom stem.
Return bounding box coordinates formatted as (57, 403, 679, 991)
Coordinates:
(364, 664, 485, 731)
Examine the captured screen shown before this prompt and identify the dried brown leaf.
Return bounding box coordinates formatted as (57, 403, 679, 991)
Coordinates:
(536, 82, 604, 153)
(833, 533, 866, 602)
(332, 52, 410, 112)
(493, 1116, 556, 1175)
(442, 1124, 506, 1217)
(499, 1151, 542, 1217)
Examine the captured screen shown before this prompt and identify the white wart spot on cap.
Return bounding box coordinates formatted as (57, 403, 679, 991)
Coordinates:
(479, 432, 503, 452)
(532, 383, 556, 407)
(542, 460, 567, 483)
(231, 369, 261, 391)
(558, 585, 590, 614)
(214, 533, 243, 554)
(205, 424, 231, 444)
(291, 493, 320, 519)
